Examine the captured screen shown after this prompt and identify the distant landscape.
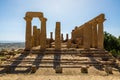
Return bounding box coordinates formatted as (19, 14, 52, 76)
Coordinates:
(0, 41, 25, 51)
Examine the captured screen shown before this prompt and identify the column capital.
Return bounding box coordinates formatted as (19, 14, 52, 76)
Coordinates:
(40, 17, 47, 22)
(96, 18, 105, 23)
(56, 22, 61, 26)
(24, 17, 32, 21)
(33, 25, 37, 28)
(72, 30, 75, 32)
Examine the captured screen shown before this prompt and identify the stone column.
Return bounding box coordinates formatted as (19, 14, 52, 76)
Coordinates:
(78, 27, 84, 45)
(50, 32, 53, 40)
(97, 18, 104, 49)
(37, 28, 40, 46)
(61, 34, 64, 42)
(24, 17, 32, 50)
(33, 26, 37, 47)
(31, 35, 34, 47)
(91, 21, 98, 48)
(89, 24, 92, 47)
(39, 29, 41, 45)
(40, 17, 47, 50)
(71, 30, 75, 40)
(66, 34, 68, 41)
(83, 23, 90, 49)
(67, 40, 71, 48)
(55, 22, 61, 50)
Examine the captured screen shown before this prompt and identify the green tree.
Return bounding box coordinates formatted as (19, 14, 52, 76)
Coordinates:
(104, 32, 120, 57)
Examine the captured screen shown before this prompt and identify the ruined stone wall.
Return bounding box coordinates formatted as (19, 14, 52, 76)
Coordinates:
(71, 14, 105, 49)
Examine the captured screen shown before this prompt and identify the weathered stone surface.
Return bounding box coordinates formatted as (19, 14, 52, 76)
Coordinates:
(91, 21, 98, 48)
(66, 34, 68, 41)
(71, 30, 74, 40)
(5, 66, 11, 73)
(40, 18, 47, 50)
(83, 23, 90, 49)
(55, 22, 61, 50)
(50, 32, 53, 40)
(81, 66, 88, 73)
(33, 26, 37, 47)
(39, 29, 41, 45)
(24, 12, 105, 50)
(105, 65, 113, 75)
(31, 65, 37, 73)
(55, 66, 62, 73)
(24, 12, 46, 50)
(37, 28, 40, 46)
(67, 40, 71, 48)
(89, 24, 92, 47)
(97, 16, 105, 49)
(24, 17, 32, 50)
(25, 12, 43, 18)
(61, 34, 64, 42)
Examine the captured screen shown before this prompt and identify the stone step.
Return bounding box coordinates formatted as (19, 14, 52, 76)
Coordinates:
(1, 60, 114, 67)
(0, 63, 114, 68)
(30, 50, 108, 54)
(0, 64, 91, 68)
(8, 58, 88, 61)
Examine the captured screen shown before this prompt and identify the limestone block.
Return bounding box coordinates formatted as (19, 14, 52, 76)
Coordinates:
(55, 66, 62, 73)
(31, 65, 37, 73)
(104, 65, 113, 75)
(81, 66, 88, 73)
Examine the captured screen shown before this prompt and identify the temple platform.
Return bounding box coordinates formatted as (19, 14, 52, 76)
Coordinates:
(0, 48, 118, 74)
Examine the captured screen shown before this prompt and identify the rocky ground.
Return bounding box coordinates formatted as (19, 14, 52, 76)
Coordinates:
(0, 48, 120, 80)
(0, 67, 120, 80)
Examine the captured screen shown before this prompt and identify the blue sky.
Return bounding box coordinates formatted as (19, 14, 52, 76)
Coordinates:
(0, 0, 120, 42)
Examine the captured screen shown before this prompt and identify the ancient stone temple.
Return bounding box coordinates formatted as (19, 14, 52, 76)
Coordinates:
(71, 14, 105, 49)
(1, 12, 117, 75)
(24, 12, 47, 50)
(24, 12, 105, 50)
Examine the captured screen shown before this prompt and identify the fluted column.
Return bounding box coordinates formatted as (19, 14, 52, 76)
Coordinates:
(31, 35, 34, 47)
(91, 21, 98, 48)
(24, 17, 32, 50)
(66, 34, 68, 41)
(33, 26, 37, 47)
(89, 24, 92, 47)
(50, 32, 53, 40)
(37, 28, 40, 46)
(39, 29, 41, 45)
(61, 33, 63, 42)
(97, 19, 104, 49)
(55, 22, 61, 50)
(40, 17, 47, 50)
(83, 23, 90, 49)
(71, 30, 75, 40)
